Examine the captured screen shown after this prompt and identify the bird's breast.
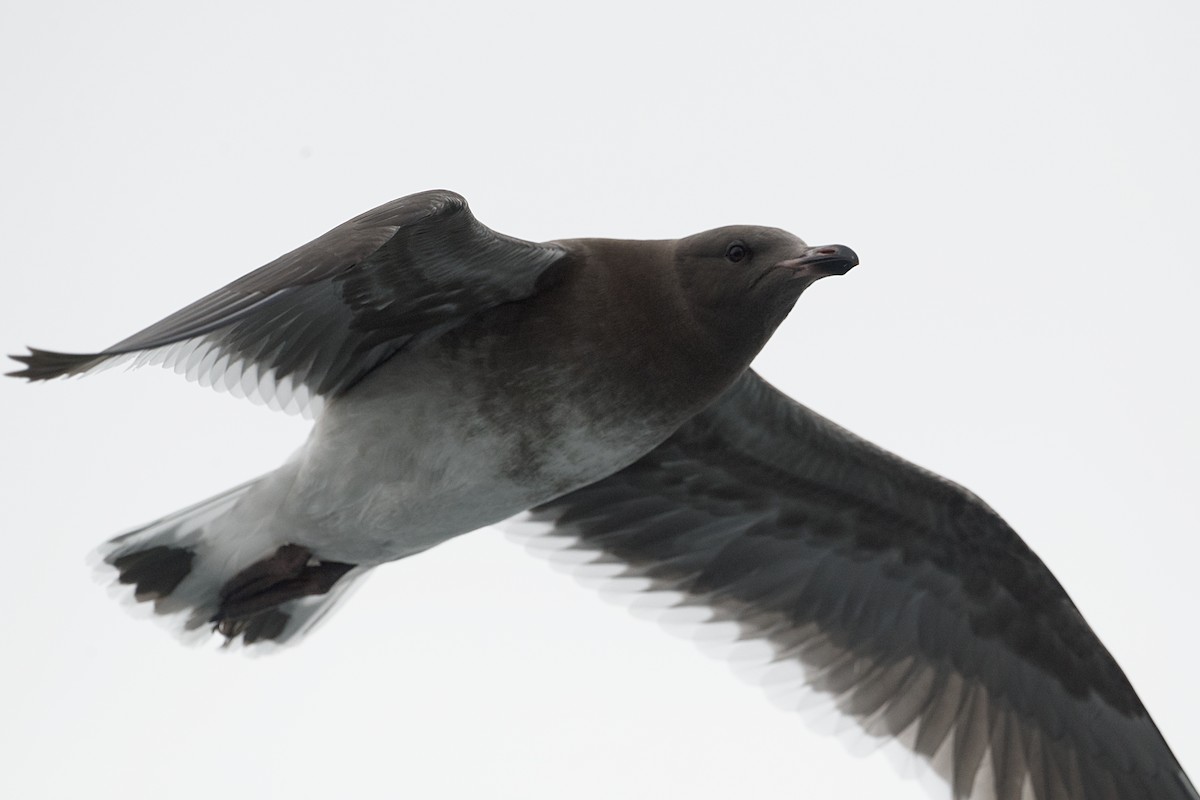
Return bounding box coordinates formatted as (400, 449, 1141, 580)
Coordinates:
(280, 330, 688, 565)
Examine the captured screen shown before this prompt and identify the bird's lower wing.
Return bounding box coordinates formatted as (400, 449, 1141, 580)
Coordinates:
(524, 370, 1196, 800)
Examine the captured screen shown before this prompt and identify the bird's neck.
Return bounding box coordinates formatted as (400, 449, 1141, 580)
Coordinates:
(558, 239, 757, 419)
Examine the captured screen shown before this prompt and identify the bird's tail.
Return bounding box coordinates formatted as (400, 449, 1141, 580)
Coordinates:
(93, 477, 368, 648)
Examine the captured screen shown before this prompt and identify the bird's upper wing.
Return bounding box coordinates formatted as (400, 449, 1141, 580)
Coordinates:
(528, 370, 1196, 800)
(8, 190, 565, 415)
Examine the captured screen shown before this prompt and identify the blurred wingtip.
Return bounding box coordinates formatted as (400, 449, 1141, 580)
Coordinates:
(6, 346, 103, 381)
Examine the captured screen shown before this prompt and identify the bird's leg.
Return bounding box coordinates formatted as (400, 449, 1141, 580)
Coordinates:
(219, 544, 311, 604)
(213, 544, 355, 632)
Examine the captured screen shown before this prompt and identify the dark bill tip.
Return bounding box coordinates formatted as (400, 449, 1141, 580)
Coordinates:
(775, 244, 859, 278)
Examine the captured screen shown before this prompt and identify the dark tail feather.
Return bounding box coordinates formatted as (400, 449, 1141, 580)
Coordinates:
(94, 479, 370, 648)
(110, 545, 196, 601)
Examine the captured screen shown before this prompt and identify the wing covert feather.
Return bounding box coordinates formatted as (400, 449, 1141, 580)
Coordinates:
(9, 190, 565, 413)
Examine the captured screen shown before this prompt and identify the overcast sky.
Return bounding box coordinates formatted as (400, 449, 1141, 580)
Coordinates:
(1, 2, 1197, 798)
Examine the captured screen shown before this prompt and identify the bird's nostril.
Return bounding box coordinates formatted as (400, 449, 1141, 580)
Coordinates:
(816, 248, 836, 255)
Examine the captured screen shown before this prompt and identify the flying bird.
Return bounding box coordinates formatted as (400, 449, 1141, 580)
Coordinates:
(9, 190, 1195, 800)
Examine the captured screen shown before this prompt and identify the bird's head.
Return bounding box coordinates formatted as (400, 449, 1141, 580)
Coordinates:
(673, 225, 858, 349)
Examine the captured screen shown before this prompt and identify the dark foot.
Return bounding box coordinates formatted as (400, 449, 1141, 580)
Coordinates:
(213, 544, 355, 638)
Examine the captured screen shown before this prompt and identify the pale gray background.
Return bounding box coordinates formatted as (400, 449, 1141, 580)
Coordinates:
(1, 2, 1196, 798)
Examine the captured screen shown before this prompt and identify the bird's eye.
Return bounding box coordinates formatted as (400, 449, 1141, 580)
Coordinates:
(725, 242, 748, 263)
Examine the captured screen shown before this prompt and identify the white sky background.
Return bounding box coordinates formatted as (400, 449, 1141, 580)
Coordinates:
(1, 1, 1197, 798)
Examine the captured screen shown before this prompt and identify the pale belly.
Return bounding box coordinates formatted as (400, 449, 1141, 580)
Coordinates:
(266, 342, 678, 565)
